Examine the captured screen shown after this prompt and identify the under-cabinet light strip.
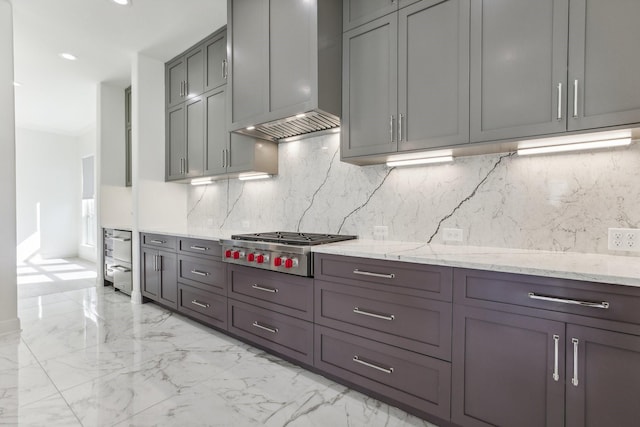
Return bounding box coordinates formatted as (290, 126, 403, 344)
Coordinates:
(238, 173, 272, 181)
(386, 156, 454, 168)
(517, 138, 632, 156)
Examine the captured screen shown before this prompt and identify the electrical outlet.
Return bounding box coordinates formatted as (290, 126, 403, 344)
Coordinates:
(373, 226, 389, 240)
(443, 228, 463, 243)
(608, 228, 640, 252)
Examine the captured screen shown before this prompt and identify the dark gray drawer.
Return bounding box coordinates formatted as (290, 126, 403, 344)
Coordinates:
(229, 265, 313, 321)
(178, 284, 227, 330)
(178, 237, 222, 258)
(315, 325, 451, 420)
(315, 280, 452, 361)
(454, 268, 640, 326)
(314, 254, 452, 302)
(141, 233, 177, 251)
(178, 255, 226, 295)
(228, 300, 313, 366)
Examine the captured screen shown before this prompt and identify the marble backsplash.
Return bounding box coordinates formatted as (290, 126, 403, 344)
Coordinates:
(187, 133, 640, 255)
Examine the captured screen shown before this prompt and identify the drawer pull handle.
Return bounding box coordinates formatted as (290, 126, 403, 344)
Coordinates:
(189, 245, 208, 251)
(528, 293, 609, 309)
(252, 321, 278, 334)
(191, 300, 210, 309)
(571, 338, 579, 387)
(353, 269, 395, 279)
(552, 334, 560, 382)
(251, 284, 278, 293)
(190, 270, 210, 277)
(112, 237, 131, 242)
(150, 239, 165, 244)
(353, 307, 395, 321)
(113, 265, 131, 273)
(352, 355, 394, 374)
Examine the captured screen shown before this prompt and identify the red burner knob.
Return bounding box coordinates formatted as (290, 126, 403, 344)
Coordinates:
(256, 254, 265, 264)
(285, 258, 294, 269)
(248, 253, 255, 262)
(233, 251, 241, 259)
(274, 257, 282, 267)
(225, 250, 232, 258)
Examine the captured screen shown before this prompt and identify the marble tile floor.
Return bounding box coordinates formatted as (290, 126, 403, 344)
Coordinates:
(1, 285, 438, 426)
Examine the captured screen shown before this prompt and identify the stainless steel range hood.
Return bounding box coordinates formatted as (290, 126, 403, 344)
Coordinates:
(228, 0, 342, 142)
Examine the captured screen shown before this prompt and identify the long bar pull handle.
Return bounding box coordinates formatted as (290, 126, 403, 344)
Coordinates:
(557, 83, 563, 120)
(222, 59, 228, 79)
(353, 307, 395, 321)
(528, 292, 609, 309)
(252, 321, 278, 334)
(571, 338, 579, 386)
(189, 245, 208, 251)
(352, 355, 394, 374)
(353, 269, 395, 279)
(398, 113, 403, 142)
(222, 149, 226, 168)
(190, 270, 210, 277)
(191, 300, 210, 309)
(389, 115, 394, 143)
(552, 334, 560, 381)
(252, 284, 278, 293)
(111, 237, 131, 242)
(153, 255, 158, 272)
(113, 266, 131, 273)
(573, 79, 579, 118)
(150, 239, 166, 244)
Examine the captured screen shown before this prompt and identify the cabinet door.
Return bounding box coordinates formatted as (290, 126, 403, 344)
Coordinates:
(341, 15, 398, 159)
(185, 95, 205, 178)
(204, 87, 228, 176)
(343, 0, 397, 31)
(204, 31, 227, 92)
(166, 57, 185, 108)
(141, 249, 159, 300)
(566, 325, 640, 427)
(470, 0, 569, 143)
(158, 251, 178, 309)
(229, 0, 269, 127)
(269, 0, 314, 113)
(166, 103, 186, 181)
(452, 305, 565, 427)
(184, 46, 204, 99)
(568, 0, 640, 131)
(398, 0, 469, 152)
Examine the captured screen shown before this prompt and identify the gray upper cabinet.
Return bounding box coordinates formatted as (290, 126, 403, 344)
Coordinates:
(166, 46, 205, 109)
(166, 58, 185, 109)
(166, 95, 205, 181)
(204, 31, 228, 92)
(470, 0, 569, 143)
(568, 0, 640, 131)
(342, 15, 398, 158)
(343, 0, 397, 31)
(398, 0, 469, 152)
(342, 0, 469, 161)
(204, 87, 228, 176)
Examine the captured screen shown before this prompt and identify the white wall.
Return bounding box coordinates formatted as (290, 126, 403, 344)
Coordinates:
(0, 0, 19, 335)
(16, 128, 80, 261)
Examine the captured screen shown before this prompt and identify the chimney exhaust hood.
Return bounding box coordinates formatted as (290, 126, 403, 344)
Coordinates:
(227, 0, 342, 142)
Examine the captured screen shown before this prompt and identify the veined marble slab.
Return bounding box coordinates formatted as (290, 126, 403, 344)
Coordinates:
(312, 240, 640, 287)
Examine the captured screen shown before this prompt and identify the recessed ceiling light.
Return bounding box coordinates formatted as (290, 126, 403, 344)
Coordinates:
(13, 81, 21, 87)
(246, 126, 255, 131)
(112, 0, 131, 5)
(59, 53, 77, 61)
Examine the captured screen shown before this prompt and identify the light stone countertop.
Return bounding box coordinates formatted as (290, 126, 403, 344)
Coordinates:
(102, 224, 133, 232)
(136, 229, 640, 288)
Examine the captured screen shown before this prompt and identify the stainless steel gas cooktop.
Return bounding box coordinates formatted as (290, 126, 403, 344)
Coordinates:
(220, 232, 357, 277)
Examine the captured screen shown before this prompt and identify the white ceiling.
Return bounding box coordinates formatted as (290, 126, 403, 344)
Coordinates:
(11, 0, 227, 136)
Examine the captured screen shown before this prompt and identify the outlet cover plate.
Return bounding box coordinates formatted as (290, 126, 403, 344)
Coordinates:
(608, 228, 640, 252)
(443, 228, 463, 242)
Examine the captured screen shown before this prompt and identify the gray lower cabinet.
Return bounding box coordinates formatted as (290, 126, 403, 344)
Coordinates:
(141, 247, 178, 310)
(452, 268, 640, 427)
(567, 0, 640, 131)
(313, 253, 453, 423)
(342, 0, 469, 162)
(227, 265, 314, 365)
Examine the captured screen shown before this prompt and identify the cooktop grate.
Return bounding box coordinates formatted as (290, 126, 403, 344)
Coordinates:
(231, 231, 357, 246)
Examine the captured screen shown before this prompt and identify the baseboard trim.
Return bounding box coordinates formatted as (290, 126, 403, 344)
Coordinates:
(0, 317, 21, 336)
